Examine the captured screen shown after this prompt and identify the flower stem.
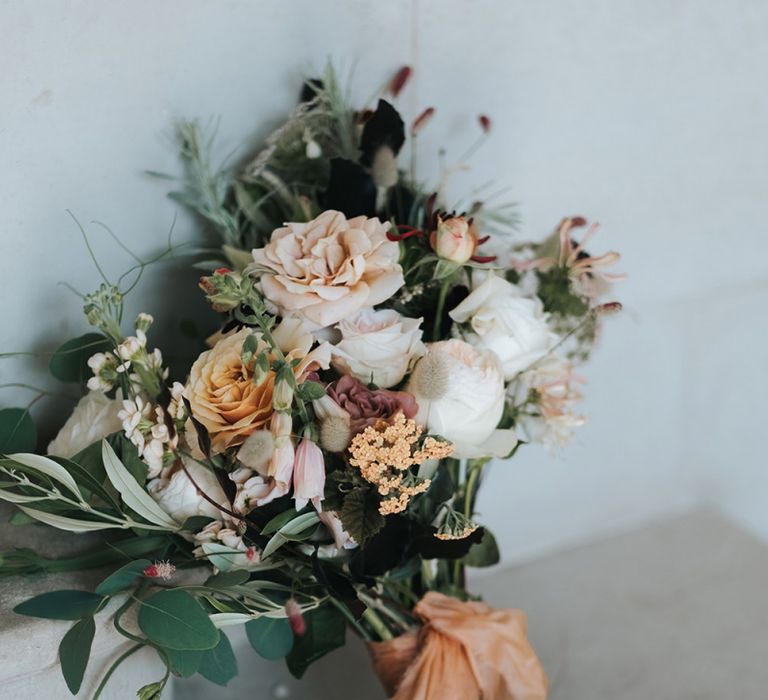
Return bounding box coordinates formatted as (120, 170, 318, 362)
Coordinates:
(362, 607, 394, 641)
(432, 276, 453, 340)
(92, 643, 144, 700)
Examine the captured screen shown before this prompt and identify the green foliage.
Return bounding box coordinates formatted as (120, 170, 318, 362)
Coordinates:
(166, 648, 203, 678)
(296, 381, 327, 402)
(261, 507, 301, 535)
(536, 267, 589, 317)
(95, 559, 151, 595)
(49, 333, 112, 383)
(204, 570, 251, 589)
(137, 590, 220, 651)
(0, 408, 36, 452)
(339, 487, 385, 545)
(246, 616, 294, 660)
(14, 590, 103, 620)
(59, 616, 95, 694)
(462, 529, 500, 568)
(286, 603, 346, 679)
(262, 511, 320, 559)
(198, 632, 238, 686)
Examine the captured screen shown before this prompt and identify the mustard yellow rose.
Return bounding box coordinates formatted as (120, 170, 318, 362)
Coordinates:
(250, 210, 404, 328)
(186, 321, 330, 453)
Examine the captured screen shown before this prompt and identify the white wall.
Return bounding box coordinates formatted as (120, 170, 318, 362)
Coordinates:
(2, 0, 767, 563)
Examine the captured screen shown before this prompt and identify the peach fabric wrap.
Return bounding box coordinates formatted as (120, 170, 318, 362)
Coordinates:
(369, 592, 548, 700)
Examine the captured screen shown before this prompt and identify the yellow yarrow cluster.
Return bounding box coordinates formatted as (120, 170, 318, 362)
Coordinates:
(348, 412, 454, 515)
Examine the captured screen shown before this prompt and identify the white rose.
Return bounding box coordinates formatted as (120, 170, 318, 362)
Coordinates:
(408, 339, 517, 459)
(331, 309, 425, 388)
(449, 274, 558, 380)
(47, 391, 123, 459)
(147, 458, 229, 522)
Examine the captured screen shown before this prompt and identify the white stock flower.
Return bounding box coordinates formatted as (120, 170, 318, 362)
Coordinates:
(117, 334, 146, 364)
(408, 339, 517, 459)
(118, 395, 152, 452)
(331, 309, 425, 388)
(449, 274, 558, 380)
(47, 391, 123, 459)
(148, 458, 229, 522)
(86, 352, 118, 392)
(193, 521, 262, 571)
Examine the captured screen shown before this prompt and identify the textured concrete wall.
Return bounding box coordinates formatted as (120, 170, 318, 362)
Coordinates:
(1, 0, 766, 572)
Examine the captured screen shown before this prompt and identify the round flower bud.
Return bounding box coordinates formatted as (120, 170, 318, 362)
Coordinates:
(409, 351, 450, 400)
(429, 215, 477, 264)
(320, 416, 352, 453)
(237, 429, 274, 471)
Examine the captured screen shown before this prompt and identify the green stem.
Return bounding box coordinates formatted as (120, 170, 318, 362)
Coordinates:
(362, 607, 394, 642)
(328, 597, 370, 641)
(92, 643, 144, 700)
(432, 276, 453, 340)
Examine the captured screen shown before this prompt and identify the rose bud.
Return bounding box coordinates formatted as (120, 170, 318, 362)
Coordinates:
(429, 215, 478, 264)
(285, 598, 307, 637)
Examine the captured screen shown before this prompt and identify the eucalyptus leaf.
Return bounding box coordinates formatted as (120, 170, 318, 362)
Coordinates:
(95, 559, 151, 595)
(15, 590, 103, 620)
(286, 604, 346, 679)
(199, 632, 238, 686)
(245, 616, 293, 660)
(59, 616, 95, 694)
(204, 570, 251, 589)
(0, 408, 36, 453)
(462, 528, 500, 567)
(101, 441, 178, 530)
(166, 648, 203, 678)
(138, 590, 220, 651)
(49, 333, 112, 383)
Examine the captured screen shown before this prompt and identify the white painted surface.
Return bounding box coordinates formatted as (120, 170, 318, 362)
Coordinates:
(1, 0, 766, 610)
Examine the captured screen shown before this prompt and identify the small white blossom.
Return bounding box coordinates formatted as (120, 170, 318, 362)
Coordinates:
(86, 352, 119, 392)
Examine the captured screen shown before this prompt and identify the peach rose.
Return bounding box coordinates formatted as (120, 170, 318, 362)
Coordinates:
(250, 210, 404, 328)
(186, 320, 330, 453)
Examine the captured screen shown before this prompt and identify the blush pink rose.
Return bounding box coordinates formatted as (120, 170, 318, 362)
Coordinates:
(250, 210, 404, 328)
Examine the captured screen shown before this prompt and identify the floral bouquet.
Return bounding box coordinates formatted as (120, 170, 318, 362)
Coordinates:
(0, 65, 621, 699)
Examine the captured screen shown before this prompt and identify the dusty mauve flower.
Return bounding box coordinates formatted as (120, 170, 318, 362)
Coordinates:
(331, 309, 425, 388)
(250, 210, 404, 328)
(47, 391, 123, 459)
(430, 215, 477, 264)
(408, 339, 517, 459)
(293, 436, 325, 511)
(186, 320, 330, 453)
(327, 375, 418, 435)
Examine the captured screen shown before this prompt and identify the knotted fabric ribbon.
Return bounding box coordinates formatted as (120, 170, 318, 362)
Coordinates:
(369, 591, 548, 700)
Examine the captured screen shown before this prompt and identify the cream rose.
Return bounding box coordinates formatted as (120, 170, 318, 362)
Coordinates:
(449, 274, 558, 380)
(408, 339, 517, 459)
(47, 391, 123, 458)
(186, 320, 330, 453)
(250, 210, 404, 328)
(147, 458, 229, 522)
(331, 309, 425, 388)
